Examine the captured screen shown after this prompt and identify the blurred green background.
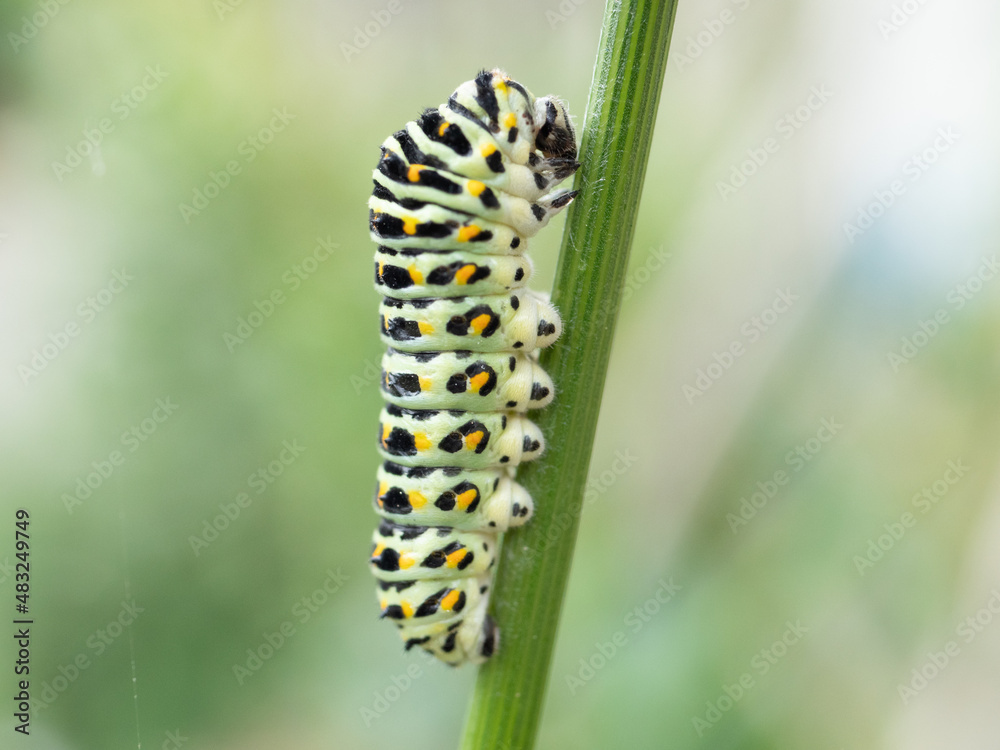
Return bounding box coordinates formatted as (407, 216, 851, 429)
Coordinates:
(2, 0, 999, 748)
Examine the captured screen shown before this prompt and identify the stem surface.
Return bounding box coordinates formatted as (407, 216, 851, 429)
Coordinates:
(459, 1, 680, 747)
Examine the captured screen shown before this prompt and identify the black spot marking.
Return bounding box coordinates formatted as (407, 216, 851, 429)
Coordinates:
(378, 579, 415, 592)
(507, 125, 518, 143)
(434, 490, 456, 511)
(510, 295, 519, 310)
(485, 149, 504, 173)
(372, 546, 401, 572)
(382, 426, 417, 455)
(530, 203, 546, 222)
(474, 70, 500, 125)
(506, 400, 517, 407)
(418, 109, 472, 156)
(381, 604, 405, 620)
(514, 267, 524, 281)
(414, 168, 462, 195)
(383, 371, 422, 397)
(478, 186, 500, 210)
(465, 362, 496, 395)
(395, 129, 449, 169)
(530, 383, 550, 401)
(522, 435, 540, 453)
(510, 236, 520, 249)
(378, 264, 414, 290)
(438, 432, 464, 453)
(384, 317, 422, 341)
(446, 373, 467, 393)
(385, 404, 437, 420)
(537, 320, 556, 337)
(380, 486, 411, 514)
(509, 356, 516, 372)
(404, 636, 431, 651)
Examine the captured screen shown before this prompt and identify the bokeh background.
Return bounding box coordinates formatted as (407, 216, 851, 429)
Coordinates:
(2, 0, 999, 747)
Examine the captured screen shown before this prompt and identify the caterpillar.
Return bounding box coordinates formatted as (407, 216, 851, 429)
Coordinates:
(368, 69, 578, 665)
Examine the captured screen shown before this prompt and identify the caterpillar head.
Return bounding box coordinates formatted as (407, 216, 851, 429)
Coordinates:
(533, 96, 578, 179)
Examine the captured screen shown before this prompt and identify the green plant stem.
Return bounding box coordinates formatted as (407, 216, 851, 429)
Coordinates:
(458, 1, 679, 747)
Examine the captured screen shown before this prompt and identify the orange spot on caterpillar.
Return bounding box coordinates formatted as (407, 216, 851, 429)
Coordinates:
(439, 590, 460, 612)
(454, 264, 477, 285)
(455, 489, 477, 510)
(456, 225, 480, 242)
(445, 548, 467, 568)
(470, 314, 491, 334)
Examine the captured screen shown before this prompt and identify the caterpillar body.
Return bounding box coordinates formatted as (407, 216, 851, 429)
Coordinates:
(368, 69, 578, 665)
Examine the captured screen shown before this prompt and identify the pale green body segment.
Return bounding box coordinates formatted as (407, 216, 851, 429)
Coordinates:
(380, 348, 554, 413)
(376, 576, 492, 666)
(374, 245, 532, 300)
(369, 195, 525, 256)
(378, 406, 544, 470)
(379, 290, 561, 354)
(373, 462, 533, 532)
(370, 522, 496, 582)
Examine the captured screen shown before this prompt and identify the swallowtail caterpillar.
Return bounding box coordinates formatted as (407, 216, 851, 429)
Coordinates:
(368, 69, 578, 665)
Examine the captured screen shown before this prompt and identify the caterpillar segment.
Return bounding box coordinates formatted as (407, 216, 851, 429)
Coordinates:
(368, 69, 577, 665)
